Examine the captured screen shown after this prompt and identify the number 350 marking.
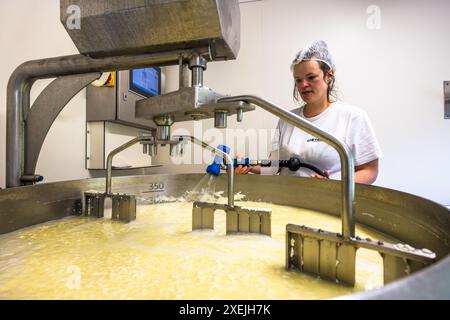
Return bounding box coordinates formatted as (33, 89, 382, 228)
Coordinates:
(148, 182, 165, 192)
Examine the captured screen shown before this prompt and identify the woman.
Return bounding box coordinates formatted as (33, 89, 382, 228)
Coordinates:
(236, 40, 382, 184)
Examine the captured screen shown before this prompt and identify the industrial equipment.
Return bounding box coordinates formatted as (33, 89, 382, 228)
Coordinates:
(2, 0, 450, 299)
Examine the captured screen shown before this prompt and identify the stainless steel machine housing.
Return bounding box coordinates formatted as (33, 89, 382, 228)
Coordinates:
(60, 0, 240, 60)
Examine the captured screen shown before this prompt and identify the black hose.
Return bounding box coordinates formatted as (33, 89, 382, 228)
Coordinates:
(299, 162, 328, 178)
(242, 156, 328, 178)
(277, 157, 328, 178)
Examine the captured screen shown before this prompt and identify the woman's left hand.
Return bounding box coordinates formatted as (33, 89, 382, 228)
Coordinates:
(311, 170, 329, 179)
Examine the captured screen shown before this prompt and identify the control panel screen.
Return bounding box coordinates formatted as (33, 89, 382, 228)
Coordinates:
(129, 67, 161, 98)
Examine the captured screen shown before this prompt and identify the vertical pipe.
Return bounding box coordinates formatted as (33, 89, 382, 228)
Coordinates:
(191, 67, 203, 87)
(219, 95, 355, 238)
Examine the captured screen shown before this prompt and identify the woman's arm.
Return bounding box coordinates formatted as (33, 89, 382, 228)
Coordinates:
(354, 159, 379, 184)
(311, 159, 379, 184)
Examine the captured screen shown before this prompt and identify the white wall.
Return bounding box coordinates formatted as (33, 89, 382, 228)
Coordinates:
(1, 0, 450, 205)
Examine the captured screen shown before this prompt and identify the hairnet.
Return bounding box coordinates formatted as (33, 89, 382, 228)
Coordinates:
(290, 40, 335, 72)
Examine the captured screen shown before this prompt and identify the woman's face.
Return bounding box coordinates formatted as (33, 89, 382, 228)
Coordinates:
(293, 61, 332, 104)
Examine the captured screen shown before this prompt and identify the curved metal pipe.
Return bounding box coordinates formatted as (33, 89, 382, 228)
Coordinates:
(105, 135, 234, 207)
(106, 137, 143, 195)
(174, 135, 235, 207)
(219, 95, 355, 238)
(6, 48, 209, 188)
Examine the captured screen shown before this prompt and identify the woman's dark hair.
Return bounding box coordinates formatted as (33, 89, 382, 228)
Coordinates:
(293, 61, 336, 104)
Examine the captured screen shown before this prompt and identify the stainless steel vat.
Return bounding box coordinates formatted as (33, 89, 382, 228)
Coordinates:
(0, 173, 449, 299)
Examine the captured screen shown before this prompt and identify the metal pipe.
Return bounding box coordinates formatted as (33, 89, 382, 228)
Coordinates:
(20, 175, 44, 183)
(178, 55, 184, 89)
(105, 134, 234, 207)
(173, 135, 235, 208)
(191, 67, 203, 87)
(106, 137, 142, 195)
(156, 126, 171, 141)
(214, 110, 228, 128)
(106, 135, 175, 194)
(6, 48, 209, 187)
(219, 95, 355, 238)
(236, 107, 244, 122)
(189, 54, 207, 87)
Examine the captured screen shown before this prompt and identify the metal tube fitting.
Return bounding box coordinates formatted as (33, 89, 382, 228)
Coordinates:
(154, 114, 174, 142)
(189, 55, 207, 87)
(214, 110, 228, 128)
(236, 108, 244, 122)
(156, 126, 171, 141)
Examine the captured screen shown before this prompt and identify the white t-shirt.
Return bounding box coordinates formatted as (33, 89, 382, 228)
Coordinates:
(261, 101, 383, 179)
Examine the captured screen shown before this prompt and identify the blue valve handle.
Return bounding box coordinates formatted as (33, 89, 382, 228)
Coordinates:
(233, 158, 250, 167)
(206, 144, 230, 176)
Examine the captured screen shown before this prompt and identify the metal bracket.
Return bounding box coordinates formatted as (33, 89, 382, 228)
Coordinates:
(23, 73, 101, 181)
(192, 201, 271, 236)
(84, 192, 106, 218)
(286, 224, 436, 286)
(111, 194, 137, 222)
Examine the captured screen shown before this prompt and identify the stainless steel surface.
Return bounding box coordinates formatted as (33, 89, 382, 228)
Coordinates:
(191, 68, 204, 87)
(84, 192, 105, 218)
(153, 114, 175, 127)
(0, 174, 449, 298)
(219, 95, 355, 238)
(192, 202, 215, 230)
(86, 121, 105, 169)
(228, 205, 271, 235)
(86, 71, 156, 128)
(148, 143, 157, 157)
(154, 114, 175, 141)
(24, 73, 101, 181)
(189, 54, 208, 70)
(192, 201, 272, 236)
(86, 122, 153, 170)
(286, 224, 435, 286)
(178, 55, 190, 89)
(112, 194, 136, 222)
(237, 107, 244, 122)
(86, 80, 116, 122)
(444, 81, 450, 119)
(156, 126, 171, 141)
(214, 110, 228, 128)
(136, 86, 255, 123)
(60, 0, 240, 60)
(7, 49, 198, 187)
(190, 55, 207, 87)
